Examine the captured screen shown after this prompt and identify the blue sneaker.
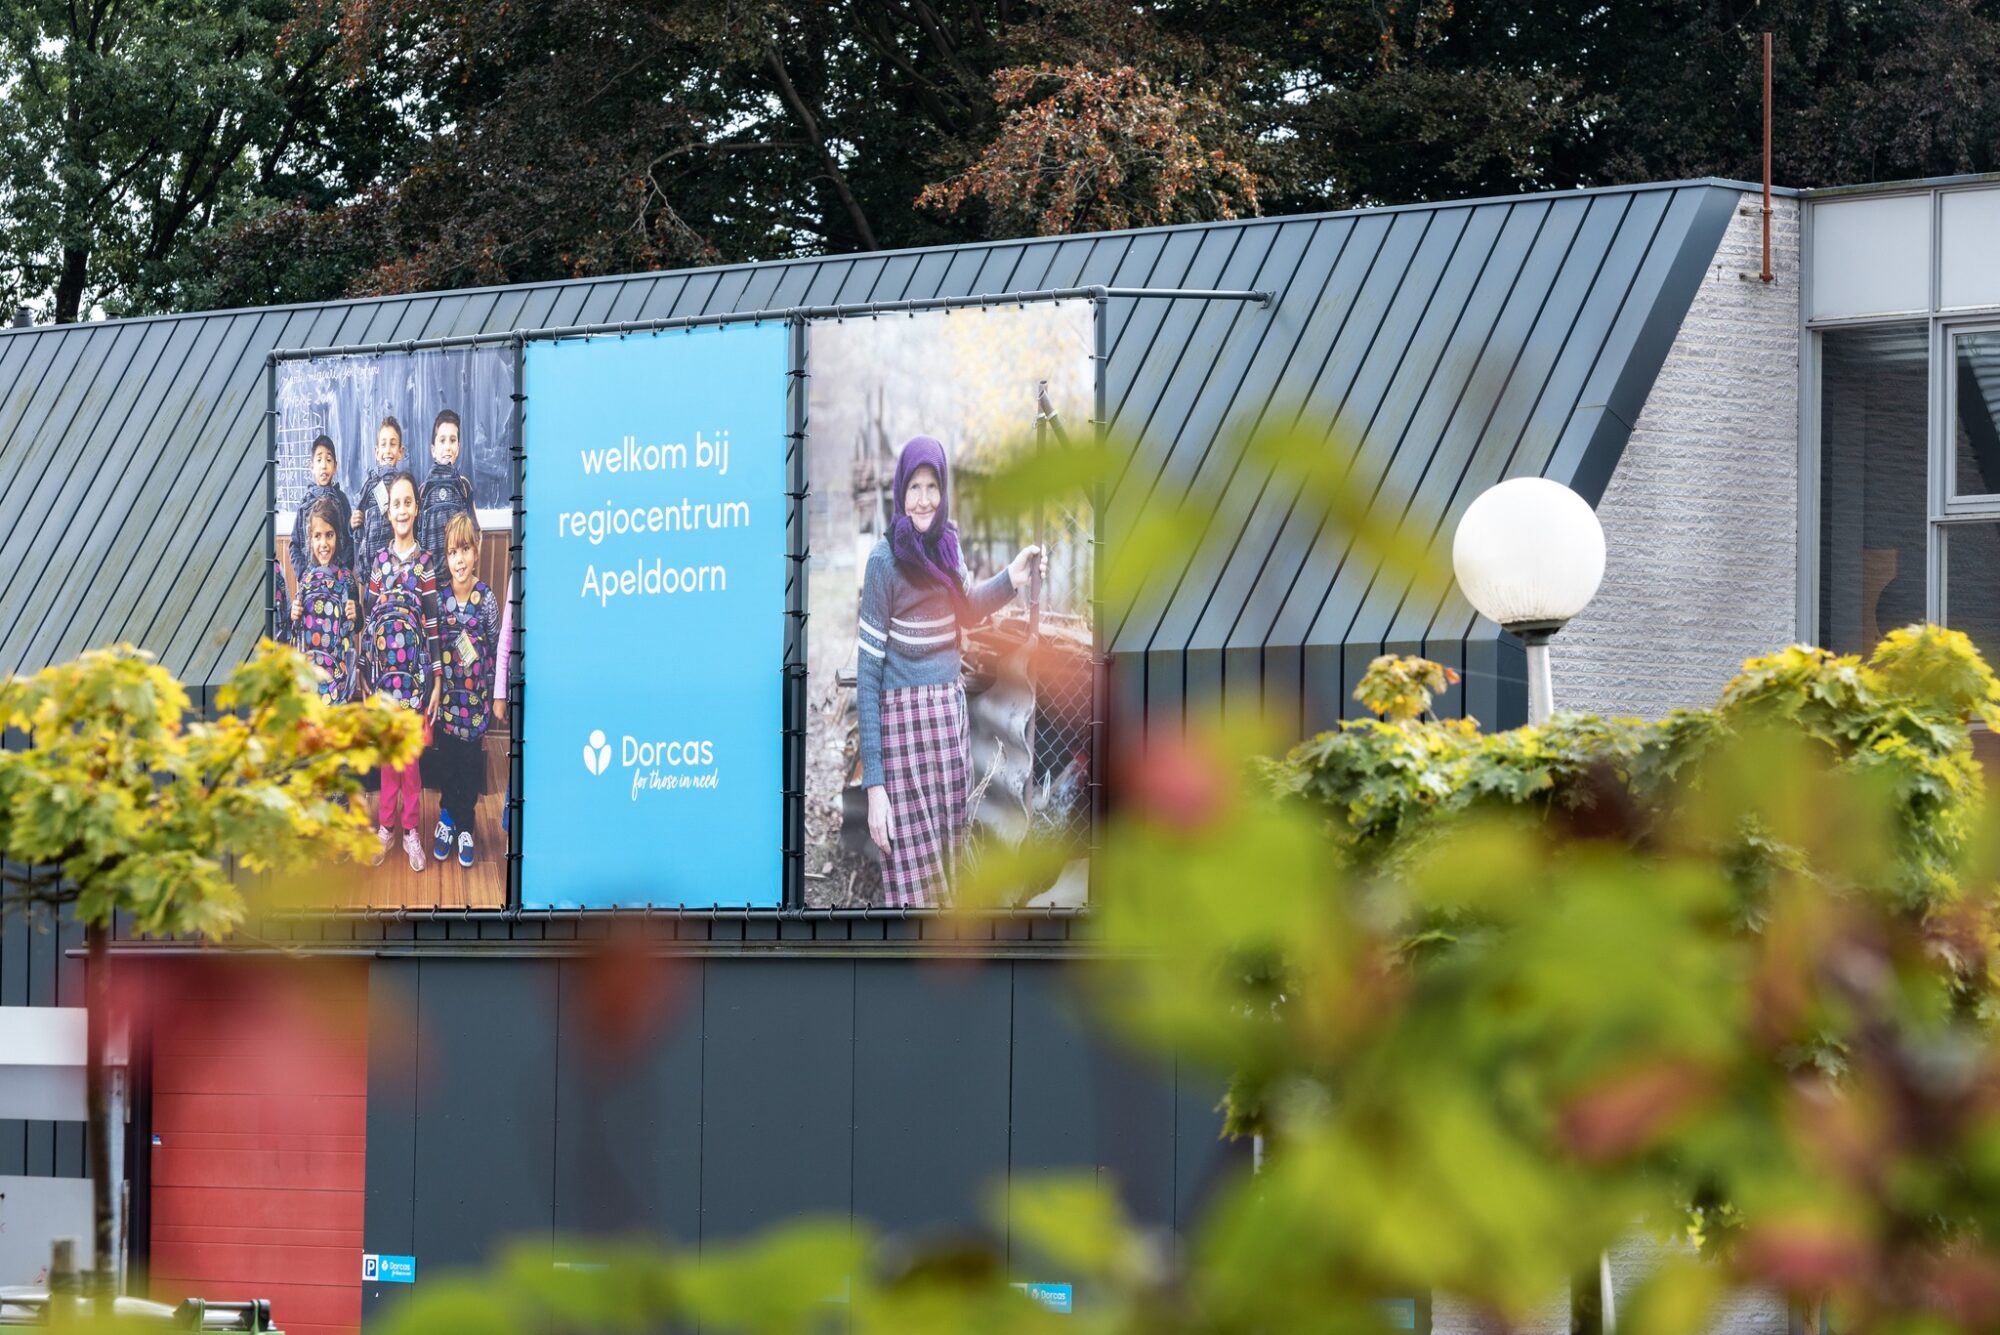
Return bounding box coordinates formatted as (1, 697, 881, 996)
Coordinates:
(432, 810, 454, 862)
(457, 828, 475, 868)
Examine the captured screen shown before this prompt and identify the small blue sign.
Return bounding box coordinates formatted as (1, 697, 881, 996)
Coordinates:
(363, 1253, 416, 1284)
(1015, 1282, 1072, 1314)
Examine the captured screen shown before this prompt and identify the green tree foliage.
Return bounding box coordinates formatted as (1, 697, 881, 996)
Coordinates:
(0, 641, 416, 1299)
(0, 0, 401, 322)
(13, 0, 2000, 314)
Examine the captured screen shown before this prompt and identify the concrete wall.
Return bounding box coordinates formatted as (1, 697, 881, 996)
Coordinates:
(1557, 193, 1802, 719)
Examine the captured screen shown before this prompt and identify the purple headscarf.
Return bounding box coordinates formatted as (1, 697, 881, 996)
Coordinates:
(888, 435, 972, 621)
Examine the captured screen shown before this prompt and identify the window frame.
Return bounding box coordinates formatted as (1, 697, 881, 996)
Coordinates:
(1800, 183, 2000, 651)
(1940, 321, 2000, 512)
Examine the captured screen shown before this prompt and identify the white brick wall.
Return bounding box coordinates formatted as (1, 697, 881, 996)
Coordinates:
(1431, 1234, 1790, 1335)
(1555, 194, 1802, 719)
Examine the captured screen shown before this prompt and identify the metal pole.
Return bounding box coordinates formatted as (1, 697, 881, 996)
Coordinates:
(784, 315, 810, 910)
(267, 285, 1275, 363)
(1525, 632, 1555, 726)
(506, 334, 526, 911)
(1762, 31, 1774, 284)
(265, 357, 278, 641)
(1088, 296, 1108, 879)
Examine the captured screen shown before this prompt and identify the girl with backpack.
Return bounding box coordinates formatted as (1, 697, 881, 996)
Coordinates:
(288, 435, 353, 597)
(429, 512, 500, 868)
(290, 495, 360, 703)
(365, 471, 443, 873)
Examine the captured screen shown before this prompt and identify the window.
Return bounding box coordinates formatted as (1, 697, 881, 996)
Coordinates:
(1952, 328, 2000, 501)
(1817, 323, 1928, 655)
(1812, 187, 2000, 782)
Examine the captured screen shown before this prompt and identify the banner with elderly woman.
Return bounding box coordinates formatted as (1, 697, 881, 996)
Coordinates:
(804, 301, 1097, 909)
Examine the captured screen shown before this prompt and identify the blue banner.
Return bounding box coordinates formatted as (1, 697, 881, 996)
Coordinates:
(521, 326, 789, 907)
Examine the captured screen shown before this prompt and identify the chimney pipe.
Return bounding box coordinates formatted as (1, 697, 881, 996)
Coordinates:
(11, 306, 30, 328)
(1762, 32, 1774, 284)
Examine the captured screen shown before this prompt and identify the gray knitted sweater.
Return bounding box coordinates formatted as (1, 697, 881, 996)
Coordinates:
(856, 536, 1016, 788)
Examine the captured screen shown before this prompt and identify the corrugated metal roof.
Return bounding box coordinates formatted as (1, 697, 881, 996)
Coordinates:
(0, 178, 1738, 731)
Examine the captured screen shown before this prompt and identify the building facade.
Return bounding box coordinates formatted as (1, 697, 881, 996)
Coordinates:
(3, 171, 1996, 1334)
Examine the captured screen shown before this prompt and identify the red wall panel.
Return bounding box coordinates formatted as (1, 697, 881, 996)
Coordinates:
(147, 961, 367, 1335)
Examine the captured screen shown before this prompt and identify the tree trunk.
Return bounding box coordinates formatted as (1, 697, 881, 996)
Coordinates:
(84, 920, 115, 1312)
(54, 245, 89, 324)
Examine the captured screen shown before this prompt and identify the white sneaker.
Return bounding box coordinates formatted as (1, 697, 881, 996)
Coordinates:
(403, 828, 425, 872)
(372, 825, 393, 867)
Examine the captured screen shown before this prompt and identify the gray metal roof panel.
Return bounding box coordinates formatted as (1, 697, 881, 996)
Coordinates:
(1110, 222, 1297, 651)
(1256, 207, 1465, 654)
(1126, 220, 1326, 656)
(1176, 218, 1358, 659)
(1330, 201, 1560, 655)
(10, 317, 208, 670)
(33, 316, 232, 667)
(1303, 201, 1526, 653)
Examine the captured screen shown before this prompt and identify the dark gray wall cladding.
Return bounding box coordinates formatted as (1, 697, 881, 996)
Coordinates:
(551, 957, 703, 1245)
(410, 959, 559, 1270)
(0, 180, 1735, 733)
(364, 956, 1246, 1314)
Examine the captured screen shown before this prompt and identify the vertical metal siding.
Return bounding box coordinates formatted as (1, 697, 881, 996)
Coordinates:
(358, 956, 1240, 1314)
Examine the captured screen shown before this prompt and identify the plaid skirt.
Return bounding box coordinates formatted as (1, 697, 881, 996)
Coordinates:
(880, 680, 970, 908)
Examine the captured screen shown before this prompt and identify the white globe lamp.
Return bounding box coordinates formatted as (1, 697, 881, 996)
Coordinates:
(1452, 477, 1605, 725)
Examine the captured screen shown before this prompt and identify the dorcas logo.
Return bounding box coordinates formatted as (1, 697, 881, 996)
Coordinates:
(583, 729, 612, 775)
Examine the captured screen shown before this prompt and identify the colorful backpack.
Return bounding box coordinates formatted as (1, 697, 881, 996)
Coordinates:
(293, 564, 359, 703)
(417, 470, 475, 568)
(366, 552, 432, 708)
(438, 586, 496, 741)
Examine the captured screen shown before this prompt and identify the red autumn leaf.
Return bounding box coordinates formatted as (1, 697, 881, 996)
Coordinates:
(1558, 1059, 1717, 1161)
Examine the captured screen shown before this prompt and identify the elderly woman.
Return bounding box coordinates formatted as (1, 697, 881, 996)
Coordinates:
(856, 435, 1041, 907)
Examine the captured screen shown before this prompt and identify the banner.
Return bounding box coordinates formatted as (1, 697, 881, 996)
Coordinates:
(804, 302, 1096, 909)
(270, 347, 518, 909)
(521, 325, 789, 908)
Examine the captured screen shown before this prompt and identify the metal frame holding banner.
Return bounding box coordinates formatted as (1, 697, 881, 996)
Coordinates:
(263, 282, 1271, 916)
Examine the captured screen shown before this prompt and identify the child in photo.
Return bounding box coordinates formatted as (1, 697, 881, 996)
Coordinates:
(364, 470, 443, 873)
(290, 495, 360, 704)
(288, 435, 353, 595)
(417, 408, 479, 568)
(429, 513, 500, 867)
(352, 415, 406, 590)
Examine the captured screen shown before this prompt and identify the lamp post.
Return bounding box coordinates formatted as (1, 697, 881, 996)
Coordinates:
(1451, 477, 1606, 726)
(1454, 476, 1614, 1331)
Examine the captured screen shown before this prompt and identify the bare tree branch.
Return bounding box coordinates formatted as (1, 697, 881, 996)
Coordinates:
(763, 42, 879, 251)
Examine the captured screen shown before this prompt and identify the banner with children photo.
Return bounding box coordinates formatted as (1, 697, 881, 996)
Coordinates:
(804, 301, 1097, 910)
(271, 347, 518, 909)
